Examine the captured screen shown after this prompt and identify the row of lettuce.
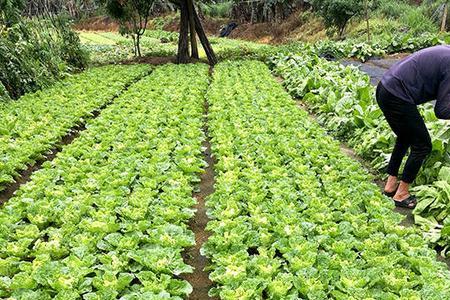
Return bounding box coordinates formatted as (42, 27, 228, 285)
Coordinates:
(203, 60, 450, 299)
(0, 64, 210, 299)
(0, 65, 149, 191)
(269, 50, 450, 256)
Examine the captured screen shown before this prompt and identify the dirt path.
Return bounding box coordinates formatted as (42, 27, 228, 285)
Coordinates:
(181, 101, 217, 300)
(340, 59, 388, 85)
(340, 57, 404, 86)
(0, 74, 147, 205)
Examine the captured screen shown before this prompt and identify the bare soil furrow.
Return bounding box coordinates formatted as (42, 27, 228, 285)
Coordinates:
(182, 101, 217, 300)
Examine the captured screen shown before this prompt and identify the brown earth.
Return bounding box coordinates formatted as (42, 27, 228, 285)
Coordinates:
(162, 16, 225, 36)
(121, 56, 178, 65)
(74, 10, 325, 44)
(180, 101, 218, 300)
(228, 12, 311, 43)
(74, 16, 119, 31)
(162, 11, 325, 44)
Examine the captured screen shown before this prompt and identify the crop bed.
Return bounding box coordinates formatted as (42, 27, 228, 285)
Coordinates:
(1, 60, 450, 300)
(204, 61, 450, 299)
(0, 65, 149, 191)
(0, 64, 209, 299)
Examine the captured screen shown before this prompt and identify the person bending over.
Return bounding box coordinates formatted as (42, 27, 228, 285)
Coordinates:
(376, 45, 450, 209)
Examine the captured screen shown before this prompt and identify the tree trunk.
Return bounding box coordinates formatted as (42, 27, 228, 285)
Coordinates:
(187, 0, 199, 59)
(339, 25, 345, 40)
(177, 0, 190, 63)
(136, 33, 142, 57)
(441, 4, 448, 32)
(132, 34, 137, 56)
(365, 0, 371, 42)
(192, 4, 217, 65)
(251, 2, 255, 24)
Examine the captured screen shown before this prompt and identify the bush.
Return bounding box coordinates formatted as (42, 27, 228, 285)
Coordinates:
(0, 82, 10, 102)
(56, 17, 90, 69)
(311, 0, 365, 38)
(401, 6, 438, 34)
(348, 17, 401, 38)
(200, 2, 232, 18)
(376, 0, 411, 19)
(0, 16, 88, 100)
(376, 0, 439, 34)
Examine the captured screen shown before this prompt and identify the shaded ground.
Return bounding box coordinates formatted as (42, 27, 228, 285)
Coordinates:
(369, 57, 404, 69)
(341, 60, 388, 85)
(120, 56, 178, 66)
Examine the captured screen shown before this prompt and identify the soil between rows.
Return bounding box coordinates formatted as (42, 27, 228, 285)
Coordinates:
(181, 101, 218, 299)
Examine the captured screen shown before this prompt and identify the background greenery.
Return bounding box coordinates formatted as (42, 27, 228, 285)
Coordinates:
(0, 1, 88, 101)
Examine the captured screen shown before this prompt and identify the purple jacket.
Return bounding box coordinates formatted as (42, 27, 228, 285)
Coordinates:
(381, 45, 450, 119)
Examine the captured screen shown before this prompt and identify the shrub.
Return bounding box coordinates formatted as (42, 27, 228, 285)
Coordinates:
(401, 6, 438, 34)
(376, 0, 411, 19)
(311, 0, 365, 38)
(200, 2, 232, 18)
(0, 16, 88, 100)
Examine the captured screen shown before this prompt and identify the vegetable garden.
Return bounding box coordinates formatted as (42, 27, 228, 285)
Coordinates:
(1, 52, 450, 298)
(2, 1, 450, 296)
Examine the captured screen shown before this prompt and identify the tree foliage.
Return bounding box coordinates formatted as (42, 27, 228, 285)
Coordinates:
(0, 4, 88, 100)
(24, 0, 100, 19)
(311, 0, 365, 38)
(101, 0, 155, 56)
(231, 0, 308, 23)
(0, 0, 26, 25)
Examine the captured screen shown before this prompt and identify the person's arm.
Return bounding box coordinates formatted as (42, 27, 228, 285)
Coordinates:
(434, 71, 450, 120)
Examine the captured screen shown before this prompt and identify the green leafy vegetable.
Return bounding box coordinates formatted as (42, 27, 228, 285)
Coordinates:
(204, 60, 450, 299)
(0, 64, 209, 298)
